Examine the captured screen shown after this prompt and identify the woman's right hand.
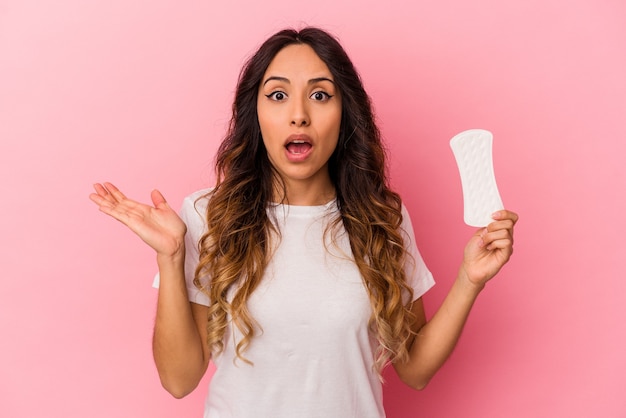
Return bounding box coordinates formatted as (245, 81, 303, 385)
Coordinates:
(89, 182, 187, 258)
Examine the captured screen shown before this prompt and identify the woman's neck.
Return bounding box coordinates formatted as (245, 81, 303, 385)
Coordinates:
(273, 178, 336, 206)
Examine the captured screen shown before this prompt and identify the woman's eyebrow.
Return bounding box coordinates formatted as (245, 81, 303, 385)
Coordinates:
(263, 76, 289, 86)
(309, 77, 335, 85)
(262, 76, 335, 86)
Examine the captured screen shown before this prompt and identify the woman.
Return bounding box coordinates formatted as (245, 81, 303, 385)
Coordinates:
(90, 27, 518, 418)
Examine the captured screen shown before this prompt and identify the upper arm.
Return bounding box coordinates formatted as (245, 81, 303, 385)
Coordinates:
(190, 301, 212, 372)
(405, 297, 427, 351)
(392, 297, 427, 382)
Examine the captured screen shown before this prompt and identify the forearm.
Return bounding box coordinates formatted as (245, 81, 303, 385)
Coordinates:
(152, 252, 208, 398)
(399, 268, 484, 389)
(395, 211, 517, 389)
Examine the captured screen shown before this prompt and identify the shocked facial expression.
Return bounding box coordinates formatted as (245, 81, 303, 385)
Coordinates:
(257, 44, 342, 200)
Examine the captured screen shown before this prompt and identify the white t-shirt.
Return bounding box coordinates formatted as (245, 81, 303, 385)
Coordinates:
(155, 189, 435, 418)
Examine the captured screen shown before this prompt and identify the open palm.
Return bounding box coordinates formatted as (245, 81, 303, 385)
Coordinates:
(89, 182, 187, 257)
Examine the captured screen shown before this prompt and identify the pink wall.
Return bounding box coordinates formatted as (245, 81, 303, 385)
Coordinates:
(1, 0, 624, 417)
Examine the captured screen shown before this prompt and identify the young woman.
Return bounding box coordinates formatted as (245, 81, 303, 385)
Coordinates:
(90, 27, 518, 418)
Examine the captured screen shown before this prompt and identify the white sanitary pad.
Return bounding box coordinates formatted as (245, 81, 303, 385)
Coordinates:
(450, 129, 504, 227)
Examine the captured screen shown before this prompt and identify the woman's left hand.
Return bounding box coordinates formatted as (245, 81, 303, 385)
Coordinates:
(460, 210, 519, 288)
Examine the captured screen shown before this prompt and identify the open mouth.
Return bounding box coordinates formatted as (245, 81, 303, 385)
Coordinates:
(286, 140, 312, 154)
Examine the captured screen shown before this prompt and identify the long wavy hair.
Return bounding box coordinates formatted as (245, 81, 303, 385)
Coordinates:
(194, 27, 416, 374)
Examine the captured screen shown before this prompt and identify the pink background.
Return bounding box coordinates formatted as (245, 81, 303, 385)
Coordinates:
(1, 0, 625, 417)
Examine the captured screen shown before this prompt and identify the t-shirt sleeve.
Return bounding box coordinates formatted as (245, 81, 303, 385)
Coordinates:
(400, 204, 435, 302)
(152, 191, 211, 306)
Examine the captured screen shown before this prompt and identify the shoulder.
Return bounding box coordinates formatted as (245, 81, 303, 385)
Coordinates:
(399, 202, 415, 230)
(179, 187, 213, 226)
(181, 187, 213, 211)
(398, 202, 420, 254)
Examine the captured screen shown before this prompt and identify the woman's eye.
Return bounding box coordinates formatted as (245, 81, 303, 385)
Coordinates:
(311, 91, 332, 101)
(266, 91, 287, 101)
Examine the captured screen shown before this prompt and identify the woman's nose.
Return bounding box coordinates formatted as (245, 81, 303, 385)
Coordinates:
(290, 100, 309, 127)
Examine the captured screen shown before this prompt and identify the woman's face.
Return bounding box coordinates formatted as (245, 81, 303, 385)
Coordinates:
(257, 43, 342, 202)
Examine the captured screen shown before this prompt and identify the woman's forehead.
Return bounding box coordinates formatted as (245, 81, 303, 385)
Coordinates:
(262, 44, 334, 83)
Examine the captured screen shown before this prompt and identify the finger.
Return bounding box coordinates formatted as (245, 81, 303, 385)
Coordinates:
(93, 183, 109, 196)
(486, 238, 514, 256)
(92, 183, 116, 202)
(483, 227, 514, 252)
(486, 219, 515, 235)
(151, 189, 167, 208)
(482, 227, 512, 246)
(483, 227, 513, 244)
(89, 188, 120, 211)
(90, 185, 140, 217)
(92, 182, 122, 207)
(89, 192, 107, 207)
(492, 209, 519, 224)
(103, 182, 127, 202)
(480, 230, 511, 253)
